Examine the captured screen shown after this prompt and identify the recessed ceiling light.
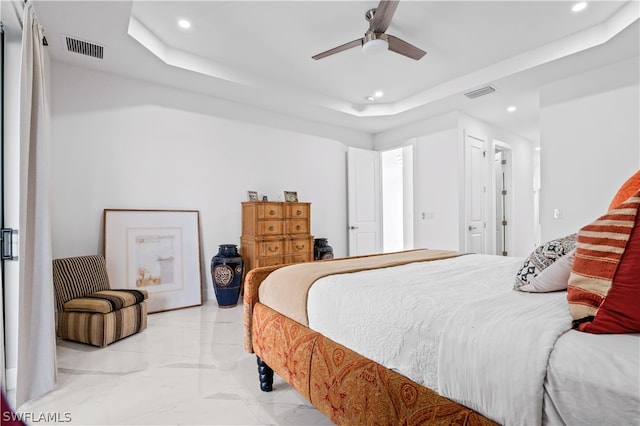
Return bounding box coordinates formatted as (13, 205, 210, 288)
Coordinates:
(366, 96, 375, 102)
(374, 90, 384, 98)
(178, 19, 191, 29)
(507, 106, 517, 113)
(572, 2, 587, 13)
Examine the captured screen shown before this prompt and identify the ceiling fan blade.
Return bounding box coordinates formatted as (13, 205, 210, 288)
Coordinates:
(369, 0, 399, 33)
(387, 34, 426, 60)
(312, 38, 363, 60)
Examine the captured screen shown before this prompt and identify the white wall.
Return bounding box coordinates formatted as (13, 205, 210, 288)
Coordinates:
(506, 132, 536, 255)
(51, 63, 350, 300)
(539, 57, 640, 242)
(458, 113, 535, 256)
(374, 112, 459, 151)
(413, 129, 460, 251)
(378, 111, 535, 257)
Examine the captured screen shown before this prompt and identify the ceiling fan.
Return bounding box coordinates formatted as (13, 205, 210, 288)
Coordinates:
(312, 0, 426, 61)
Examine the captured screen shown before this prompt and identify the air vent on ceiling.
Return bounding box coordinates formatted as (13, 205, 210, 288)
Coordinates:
(464, 85, 496, 99)
(65, 35, 104, 59)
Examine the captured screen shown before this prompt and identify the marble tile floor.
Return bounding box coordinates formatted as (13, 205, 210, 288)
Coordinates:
(16, 301, 334, 425)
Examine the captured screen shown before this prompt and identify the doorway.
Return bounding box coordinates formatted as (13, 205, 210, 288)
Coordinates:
(347, 146, 414, 256)
(494, 141, 513, 256)
(381, 146, 413, 252)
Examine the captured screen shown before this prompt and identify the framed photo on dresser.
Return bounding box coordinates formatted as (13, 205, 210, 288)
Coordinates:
(284, 191, 298, 202)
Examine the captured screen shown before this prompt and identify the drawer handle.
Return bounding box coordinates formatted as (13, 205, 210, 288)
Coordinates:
(268, 247, 279, 252)
(296, 225, 301, 230)
(269, 226, 274, 231)
(269, 210, 276, 215)
(295, 245, 305, 250)
(296, 210, 302, 216)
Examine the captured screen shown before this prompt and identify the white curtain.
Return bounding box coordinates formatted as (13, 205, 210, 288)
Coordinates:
(15, 1, 56, 408)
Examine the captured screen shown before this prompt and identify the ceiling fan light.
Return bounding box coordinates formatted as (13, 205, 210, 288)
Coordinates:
(572, 2, 588, 12)
(362, 38, 388, 55)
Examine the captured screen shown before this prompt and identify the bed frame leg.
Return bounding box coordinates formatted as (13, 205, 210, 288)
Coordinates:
(256, 356, 273, 392)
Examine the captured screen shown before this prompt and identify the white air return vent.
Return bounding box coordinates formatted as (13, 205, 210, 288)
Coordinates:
(464, 85, 496, 99)
(64, 35, 104, 59)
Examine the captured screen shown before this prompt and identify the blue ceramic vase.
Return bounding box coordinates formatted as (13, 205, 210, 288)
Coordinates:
(314, 238, 334, 260)
(211, 244, 243, 308)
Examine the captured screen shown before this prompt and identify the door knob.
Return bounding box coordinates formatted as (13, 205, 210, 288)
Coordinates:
(468, 225, 477, 231)
(349, 226, 359, 230)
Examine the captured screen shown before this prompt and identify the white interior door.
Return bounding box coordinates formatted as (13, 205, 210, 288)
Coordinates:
(465, 134, 487, 253)
(347, 147, 382, 256)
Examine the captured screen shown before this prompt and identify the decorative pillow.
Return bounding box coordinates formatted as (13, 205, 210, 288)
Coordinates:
(514, 233, 577, 290)
(609, 170, 640, 210)
(567, 190, 640, 333)
(516, 248, 575, 293)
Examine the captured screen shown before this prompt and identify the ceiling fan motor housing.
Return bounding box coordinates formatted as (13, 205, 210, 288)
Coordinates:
(363, 33, 389, 54)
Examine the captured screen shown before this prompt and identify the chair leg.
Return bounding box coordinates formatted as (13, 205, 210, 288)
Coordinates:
(256, 356, 273, 392)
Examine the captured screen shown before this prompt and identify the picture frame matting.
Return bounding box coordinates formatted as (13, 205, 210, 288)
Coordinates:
(103, 209, 203, 313)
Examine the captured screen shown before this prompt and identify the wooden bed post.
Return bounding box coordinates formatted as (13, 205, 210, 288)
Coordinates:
(257, 356, 273, 392)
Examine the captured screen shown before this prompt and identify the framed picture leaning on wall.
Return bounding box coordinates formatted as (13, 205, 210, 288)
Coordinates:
(103, 209, 203, 313)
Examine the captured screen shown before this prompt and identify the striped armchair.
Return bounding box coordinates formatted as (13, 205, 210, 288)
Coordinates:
(52, 255, 148, 347)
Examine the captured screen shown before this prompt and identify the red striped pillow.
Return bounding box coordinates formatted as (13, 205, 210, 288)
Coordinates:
(609, 170, 640, 210)
(567, 190, 640, 333)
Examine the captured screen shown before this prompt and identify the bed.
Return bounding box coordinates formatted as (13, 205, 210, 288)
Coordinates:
(243, 185, 640, 425)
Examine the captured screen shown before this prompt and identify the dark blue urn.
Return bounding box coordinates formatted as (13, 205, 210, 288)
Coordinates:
(211, 244, 244, 308)
(314, 238, 334, 260)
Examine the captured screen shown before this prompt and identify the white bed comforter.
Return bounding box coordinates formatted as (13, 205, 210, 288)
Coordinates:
(437, 289, 572, 425)
(543, 331, 640, 425)
(306, 253, 639, 425)
(307, 254, 524, 392)
(435, 272, 640, 426)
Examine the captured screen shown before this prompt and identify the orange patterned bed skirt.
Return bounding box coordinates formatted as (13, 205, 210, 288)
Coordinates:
(244, 265, 498, 426)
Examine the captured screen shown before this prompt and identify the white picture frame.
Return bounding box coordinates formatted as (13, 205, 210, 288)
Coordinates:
(104, 209, 203, 313)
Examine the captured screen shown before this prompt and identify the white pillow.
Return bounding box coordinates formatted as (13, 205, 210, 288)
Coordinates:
(513, 233, 577, 289)
(516, 248, 576, 292)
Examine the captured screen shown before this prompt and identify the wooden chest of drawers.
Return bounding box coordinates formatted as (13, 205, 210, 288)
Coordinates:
(240, 201, 313, 272)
